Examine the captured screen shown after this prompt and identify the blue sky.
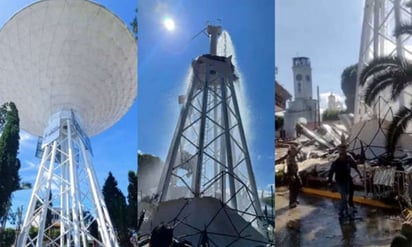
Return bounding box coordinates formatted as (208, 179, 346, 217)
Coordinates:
(1, 0, 137, 219)
(138, 0, 274, 191)
(275, 0, 364, 110)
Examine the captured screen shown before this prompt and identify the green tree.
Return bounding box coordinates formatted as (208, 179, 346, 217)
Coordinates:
(0, 102, 20, 227)
(137, 153, 164, 198)
(102, 172, 130, 246)
(127, 171, 137, 231)
(322, 109, 342, 121)
(0, 104, 8, 132)
(130, 8, 138, 39)
(138, 153, 162, 169)
(341, 64, 358, 113)
(359, 56, 409, 106)
(0, 228, 16, 247)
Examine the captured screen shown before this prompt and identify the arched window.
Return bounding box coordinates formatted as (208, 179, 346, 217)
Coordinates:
(298, 82, 301, 93)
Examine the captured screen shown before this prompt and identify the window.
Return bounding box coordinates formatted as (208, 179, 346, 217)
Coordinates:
(298, 82, 301, 92)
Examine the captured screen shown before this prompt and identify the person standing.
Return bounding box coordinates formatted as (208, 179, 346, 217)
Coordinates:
(347, 152, 362, 213)
(286, 145, 302, 209)
(328, 143, 362, 218)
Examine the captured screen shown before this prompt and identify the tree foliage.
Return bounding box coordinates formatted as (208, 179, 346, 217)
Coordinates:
(127, 170, 137, 231)
(0, 227, 16, 246)
(130, 8, 138, 39)
(103, 172, 130, 246)
(358, 17, 412, 157)
(322, 109, 342, 121)
(138, 153, 162, 168)
(386, 106, 412, 158)
(0, 102, 20, 224)
(137, 153, 164, 197)
(359, 56, 411, 106)
(340, 64, 358, 113)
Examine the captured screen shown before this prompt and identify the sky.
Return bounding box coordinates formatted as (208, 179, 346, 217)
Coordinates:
(275, 0, 365, 111)
(138, 0, 275, 192)
(0, 0, 137, 221)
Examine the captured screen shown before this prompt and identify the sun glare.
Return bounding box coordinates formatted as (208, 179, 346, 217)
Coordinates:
(163, 17, 175, 31)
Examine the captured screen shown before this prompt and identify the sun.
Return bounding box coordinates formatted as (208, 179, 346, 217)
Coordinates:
(163, 17, 175, 31)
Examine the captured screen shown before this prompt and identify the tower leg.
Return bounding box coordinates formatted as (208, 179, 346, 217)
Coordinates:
(17, 111, 119, 247)
(220, 77, 237, 210)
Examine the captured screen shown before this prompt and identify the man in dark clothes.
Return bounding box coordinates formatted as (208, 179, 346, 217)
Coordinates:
(328, 143, 362, 218)
(150, 224, 173, 247)
(347, 152, 362, 213)
(287, 145, 302, 209)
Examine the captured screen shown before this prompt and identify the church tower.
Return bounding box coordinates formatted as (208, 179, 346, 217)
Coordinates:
(284, 56, 318, 138)
(292, 57, 312, 100)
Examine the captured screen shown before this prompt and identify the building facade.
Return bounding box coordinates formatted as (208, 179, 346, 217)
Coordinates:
(284, 57, 318, 138)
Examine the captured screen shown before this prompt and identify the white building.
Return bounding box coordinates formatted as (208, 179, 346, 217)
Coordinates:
(328, 93, 336, 110)
(284, 57, 318, 138)
(327, 93, 343, 111)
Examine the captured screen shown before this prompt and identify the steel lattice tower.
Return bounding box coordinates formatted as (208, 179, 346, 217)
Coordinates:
(354, 0, 412, 123)
(156, 25, 264, 228)
(18, 111, 119, 247)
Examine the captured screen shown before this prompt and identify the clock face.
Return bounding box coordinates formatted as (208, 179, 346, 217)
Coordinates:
(296, 74, 302, 81)
(306, 75, 311, 81)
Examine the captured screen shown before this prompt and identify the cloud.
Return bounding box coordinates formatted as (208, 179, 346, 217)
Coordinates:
(257, 189, 273, 198)
(20, 160, 38, 172)
(19, 130, 37, 147)
(266, 183, 275, 189)
(255, 154, 274, 161)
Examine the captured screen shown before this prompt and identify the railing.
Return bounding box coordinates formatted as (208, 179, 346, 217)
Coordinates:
(360, 166, 412, 209)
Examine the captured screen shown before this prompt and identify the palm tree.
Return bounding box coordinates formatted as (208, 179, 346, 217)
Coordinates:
(386, 106, 412, 157)
(358, 3, 412, 159)
(359, 56, 411, 106)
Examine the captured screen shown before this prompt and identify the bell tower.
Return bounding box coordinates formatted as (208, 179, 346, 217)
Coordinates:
(292, 57, 312, 100)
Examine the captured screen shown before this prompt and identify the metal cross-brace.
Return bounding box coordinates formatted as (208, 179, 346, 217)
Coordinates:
(17, 110, 118, 247)
(354, 0, 412, 123)
(156, 26, 264, 232)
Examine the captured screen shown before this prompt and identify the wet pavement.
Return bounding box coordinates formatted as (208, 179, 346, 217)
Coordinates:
(275, 186, 403, 247)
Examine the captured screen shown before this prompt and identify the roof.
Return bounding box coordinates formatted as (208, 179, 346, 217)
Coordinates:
(275, 81, 292, 99)
(275, 81, 292, 111)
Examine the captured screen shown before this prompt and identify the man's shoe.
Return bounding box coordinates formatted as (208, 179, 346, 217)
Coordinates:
(289, 203, 297, 209)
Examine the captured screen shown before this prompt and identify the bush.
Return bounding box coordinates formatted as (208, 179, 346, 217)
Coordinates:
(322, 109, 343, 121)
(0, 228, 16, 247)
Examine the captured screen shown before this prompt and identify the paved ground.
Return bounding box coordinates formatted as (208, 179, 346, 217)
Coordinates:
(275, 186, 403, 247)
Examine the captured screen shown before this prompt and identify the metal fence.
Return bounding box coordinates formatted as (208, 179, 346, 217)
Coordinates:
(360, 166, 412, 209)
